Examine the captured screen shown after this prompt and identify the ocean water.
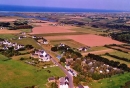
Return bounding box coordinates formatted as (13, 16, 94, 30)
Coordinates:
(0, 5, 122, 12)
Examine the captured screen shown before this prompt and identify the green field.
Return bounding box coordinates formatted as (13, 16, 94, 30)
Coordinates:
(32, 32, 88, 37)
(108, 50, 130, 60)
(51, 39, 85, 48)
(87, 46, 108, 52)
(11, 38, 42, 49)
(68, 26, 107, 35)
(12, 54, 30, 60)
(0, 54, 65, 88)
(102, 55, 130, 67)
(0, 34, 18, 39)
(19, 29, 32, 33)
(88, 72, 130, 88)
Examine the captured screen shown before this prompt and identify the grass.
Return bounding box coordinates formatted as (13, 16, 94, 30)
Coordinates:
(88, 72, 130, 88)
(50, 39, 85, 48)
(108, 50, 130, 60)
(11, 38, 42, 49)
(68, 26, 107, 35)
(31, 32, 88, 37)
(102, 55, 130, 67)
(19, 29, 32, 33)
(11, 54, 30, 60)
(87, 46, 108, 52)
(0, 54, 65, 88)
(0, 34, 18, 39)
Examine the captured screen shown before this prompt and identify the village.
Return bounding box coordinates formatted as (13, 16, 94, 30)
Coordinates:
(0, 12, 130, 88)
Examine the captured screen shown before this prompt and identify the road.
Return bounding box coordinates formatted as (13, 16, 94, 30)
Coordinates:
(51, 58, 74, 88)
(38, 44, 74, 88)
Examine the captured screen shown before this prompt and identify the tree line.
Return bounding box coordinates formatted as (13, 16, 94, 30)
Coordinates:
(105, 53, 130, 62)
(87, 54, 130, 72)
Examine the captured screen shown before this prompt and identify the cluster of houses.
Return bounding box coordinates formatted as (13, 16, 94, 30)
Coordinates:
(49, 23, 65, 26)
(77, 46, 90, 52)
(0, 40, 24, 50)
(32, 36, 49, 45)
(81, 59, 123, 75)
(31, 49, 51, 62)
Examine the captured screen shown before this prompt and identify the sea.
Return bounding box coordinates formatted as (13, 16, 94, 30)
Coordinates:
(0, 5, 123, 13)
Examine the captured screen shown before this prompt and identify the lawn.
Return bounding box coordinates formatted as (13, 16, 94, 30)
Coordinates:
(88, 72, 130, 88)
(50, 39, 85, 48)
(0, 54, 65, 88)
(11, 38, 42, 49)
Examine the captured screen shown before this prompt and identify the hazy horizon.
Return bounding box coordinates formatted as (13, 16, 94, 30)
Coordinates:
(0, 0, 130, 11)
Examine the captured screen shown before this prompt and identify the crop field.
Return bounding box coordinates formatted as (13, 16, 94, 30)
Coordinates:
(30, 22, 76, 34)
(0, 29, 20, 34)
(66, 34, 123, 47)
(33, 32, 88, 37)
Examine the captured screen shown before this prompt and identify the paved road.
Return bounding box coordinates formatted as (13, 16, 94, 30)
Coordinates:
(51, 56, 74, 88)
(39, 44, 74, 88)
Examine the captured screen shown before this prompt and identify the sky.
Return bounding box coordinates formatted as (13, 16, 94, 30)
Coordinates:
(0, 0, 130, 11)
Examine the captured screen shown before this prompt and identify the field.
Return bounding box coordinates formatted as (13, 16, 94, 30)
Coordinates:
(50, 39, 85, 48)
(82, 49, 113, 56)
(68, 26, 108, 35)
(107, 45, 130, 53)
(0, 29, 20, 34)
(33, 32, 87, 37)
(108, 50, 130, 59)
(102, 55, 130, 67)
(88, 72, 130, 88)
(66, 34, 123, 47)
(0, 54, 65, 88)
(30, 22, 76, 34)
(0, 17, 17, 22)
(87, 46, 109, 52)
(11, 54, 30, 60)
(0, 34, 18, 39)
(11, 38, 42, 49)
(18, 29, 32, 33)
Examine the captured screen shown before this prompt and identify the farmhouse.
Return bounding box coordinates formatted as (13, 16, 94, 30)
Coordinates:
(59, 77, 69, 88)
(18, 36, 26, 39)
(31, 50, 51, 62)
(78, 46, 90, 52)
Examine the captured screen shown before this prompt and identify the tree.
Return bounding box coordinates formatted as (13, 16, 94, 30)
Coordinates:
(51, 47, 58, 52)
(60, 57, 66, 63)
